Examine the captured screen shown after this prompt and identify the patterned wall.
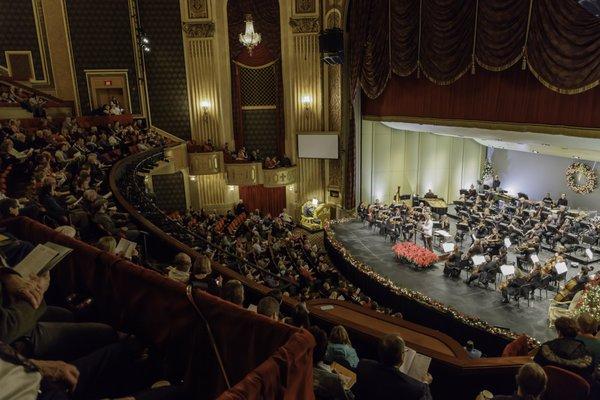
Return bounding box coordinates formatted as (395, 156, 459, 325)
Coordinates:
(0, 0, 44, 79)
(242, 109, 279, 156)
(152, 172, 187, 212)
(65, 0, 140, 114)
(139, 0, 191, 139)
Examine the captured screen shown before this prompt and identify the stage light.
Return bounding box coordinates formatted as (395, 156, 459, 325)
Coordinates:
(142, 45, 151, 53)
(142, 37, 149, 44)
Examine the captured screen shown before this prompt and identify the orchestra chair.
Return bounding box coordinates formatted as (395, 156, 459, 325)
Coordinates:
(542, 366, 590, 400)
(515, 283, 533, 308)
(536, 275, 553, 300)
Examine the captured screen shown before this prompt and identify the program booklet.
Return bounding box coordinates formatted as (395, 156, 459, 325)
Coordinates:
(331, 362, 356, 390)
(13, 242, 73, 277)
(115, 238, 137, 259)
(399, 347, 431, 381)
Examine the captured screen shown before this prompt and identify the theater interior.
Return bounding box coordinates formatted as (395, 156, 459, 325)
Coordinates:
(1, 1, 600, 399)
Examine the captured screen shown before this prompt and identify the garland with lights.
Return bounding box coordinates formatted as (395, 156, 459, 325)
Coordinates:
(324, 218, 539, 348)
(565, 162, 597, 194)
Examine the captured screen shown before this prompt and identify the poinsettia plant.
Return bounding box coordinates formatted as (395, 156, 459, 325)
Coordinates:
(392, 242, 438, 269)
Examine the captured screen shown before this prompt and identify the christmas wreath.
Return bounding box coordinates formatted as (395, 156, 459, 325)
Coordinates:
(565, 163, 597, 194)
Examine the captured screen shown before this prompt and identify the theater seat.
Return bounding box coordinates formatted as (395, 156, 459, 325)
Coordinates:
(543, 365, 590, 400)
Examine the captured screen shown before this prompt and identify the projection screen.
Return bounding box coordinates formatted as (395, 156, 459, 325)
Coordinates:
(297, 134, 339, 159)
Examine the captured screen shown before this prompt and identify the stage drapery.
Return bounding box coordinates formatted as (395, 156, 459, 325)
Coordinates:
(239, 185, 286, 217)
(362, 65, 600, 129)
(349, 0, 600, 97)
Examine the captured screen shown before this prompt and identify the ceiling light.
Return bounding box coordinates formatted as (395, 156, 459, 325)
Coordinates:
(239, 14, 261, 55)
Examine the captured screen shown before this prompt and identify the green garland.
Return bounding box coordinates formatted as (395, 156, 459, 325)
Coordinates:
(482, 161, 494, 180)
(576, 279, 600, 320)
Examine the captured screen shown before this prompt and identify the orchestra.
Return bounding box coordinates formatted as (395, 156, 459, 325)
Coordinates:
(357, 186, 600, 306)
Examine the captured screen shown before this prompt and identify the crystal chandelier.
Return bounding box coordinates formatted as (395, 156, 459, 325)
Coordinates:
(239, 14, 261, 55)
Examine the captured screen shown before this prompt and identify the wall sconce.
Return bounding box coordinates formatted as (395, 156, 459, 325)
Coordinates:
(190, 175, 197, 181)
(200, 100, 211, 122)
(228, 185, 236, 191)
(301, 95, 312, 117)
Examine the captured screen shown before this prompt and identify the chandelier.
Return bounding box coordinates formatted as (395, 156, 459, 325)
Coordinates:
(239, 14, 261, 55)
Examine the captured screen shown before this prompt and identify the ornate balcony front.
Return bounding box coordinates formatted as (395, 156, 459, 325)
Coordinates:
(225, 162, 263, 186)
(263, 166, 297, 187)
(189, 151, 224, 175)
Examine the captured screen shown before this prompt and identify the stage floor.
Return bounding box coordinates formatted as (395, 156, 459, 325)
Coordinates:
(331, 219, 583, 342)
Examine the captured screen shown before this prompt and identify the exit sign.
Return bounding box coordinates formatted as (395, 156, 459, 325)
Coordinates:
(104, 80, 112, 86)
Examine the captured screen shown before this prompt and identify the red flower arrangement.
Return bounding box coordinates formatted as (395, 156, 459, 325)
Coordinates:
(392, 242, 438, 269)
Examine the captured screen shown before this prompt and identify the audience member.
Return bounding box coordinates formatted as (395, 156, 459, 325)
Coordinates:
(465, 340, 482, 359)
(166, 253, 192, 284)
(354, 334, 432, 400)
(221, 279, 244, 306)
(309, 326, 354, 400)
(576, 312, 600, 363)
(257, 296, 279, 321)
(533, 316, 594, 380)
(492, 362, 547, 400)
(325, 325, 359, 369)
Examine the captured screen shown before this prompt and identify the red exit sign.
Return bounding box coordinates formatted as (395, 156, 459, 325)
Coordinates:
(104, 80, 112, 86)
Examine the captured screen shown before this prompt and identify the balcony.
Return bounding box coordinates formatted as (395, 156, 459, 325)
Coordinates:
(188, 151, 225, 175)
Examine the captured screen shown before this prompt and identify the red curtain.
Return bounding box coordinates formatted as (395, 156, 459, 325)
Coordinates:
(362, 64, 600, 129)
(349, 0, 600, 97)
(239, 185, 286, 217)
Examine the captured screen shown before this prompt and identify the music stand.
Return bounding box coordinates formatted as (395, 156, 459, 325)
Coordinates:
(472, 255, 486, 266)
(500, 264, 515, 277)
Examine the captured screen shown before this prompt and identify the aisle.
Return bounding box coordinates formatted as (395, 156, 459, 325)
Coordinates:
(332, 220, 559, 341)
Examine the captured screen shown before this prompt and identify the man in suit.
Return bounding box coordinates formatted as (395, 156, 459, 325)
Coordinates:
(354, 334, 432, 400)
(556, 193, 568, 207)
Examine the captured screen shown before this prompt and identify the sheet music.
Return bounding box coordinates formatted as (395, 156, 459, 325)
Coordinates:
(472, 255, 486, 266)
(442, 242, 455, 253)
(530, 254, 540, 263)
(500, 264, 515, 276)
(504, 238, 511, 248)
(399, 347, 431, 381)
(115, 238, 136, 259)
(586, 248, 593, 261)
(555, 262, 568, 274)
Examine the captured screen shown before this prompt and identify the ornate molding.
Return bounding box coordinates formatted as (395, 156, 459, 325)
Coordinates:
(188, 0, 209, 19)
(289, 17, 320, 34)
(295, 0, 317, 14)
(182, 21, 215, 38)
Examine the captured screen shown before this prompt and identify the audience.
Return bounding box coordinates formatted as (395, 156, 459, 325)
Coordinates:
(492, 362, 547, 400)
(221, 279, 245, 307)
(166, 252, 192, 284)
(465, 340, 483, 359)
(256, 296, 280, 321)
(325, 325, 359, 369)
(533, 316, 595, 381)
(309, 325, 355, 400)
(576, 312, 600, 362)
(354, 334, 432, 400)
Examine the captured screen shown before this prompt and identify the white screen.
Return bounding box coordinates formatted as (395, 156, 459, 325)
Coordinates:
(298, 134, 339, 159)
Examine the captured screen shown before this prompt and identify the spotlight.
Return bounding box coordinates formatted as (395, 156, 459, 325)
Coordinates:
(142, 45, 151, 53)
(142, 37, 149, 44)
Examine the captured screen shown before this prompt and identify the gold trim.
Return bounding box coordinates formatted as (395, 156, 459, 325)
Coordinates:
(362, 115, 600, 139)
(232, 58, 279, 69)
(289, 17, 320, 34)
(127, 0, 148, 117)
(241, 105, 277, 110)
(60, 0, 81, 115)
(5, 51, 36, 81)
(182, 21, 215, 38)
(527, 62, 599, 95)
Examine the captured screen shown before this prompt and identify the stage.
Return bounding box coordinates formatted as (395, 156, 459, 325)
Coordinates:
(330, 219, 584, 342)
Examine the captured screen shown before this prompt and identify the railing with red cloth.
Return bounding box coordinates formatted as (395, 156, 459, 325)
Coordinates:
(0, 217, 315, 400)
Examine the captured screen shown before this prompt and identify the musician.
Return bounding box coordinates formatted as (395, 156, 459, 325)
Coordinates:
(467, 239, 484, 257)
(468, 184, 477, 199)
(492, 175, 501, 191)
(424, 189, 436, 199)
(439, 214, 450, 231)
(357, 202, 367, 220)
(500, 268, 527, 303)
(465, 255, 499, 287)
(443, 246, 462, 278)
(542, 192, 553, 205)
(557, 193, 568, 207)
(421, 214, 433, 250)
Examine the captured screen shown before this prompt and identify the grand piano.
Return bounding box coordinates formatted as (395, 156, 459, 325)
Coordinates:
(422, 197, 448, 215)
